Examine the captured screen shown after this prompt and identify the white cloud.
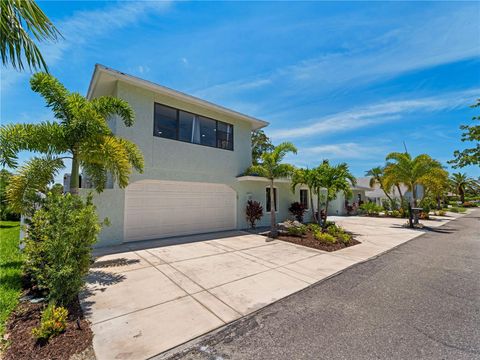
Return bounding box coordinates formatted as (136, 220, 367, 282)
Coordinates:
(1, 1, 171, 92)
(270, 88, 479, 140)
(299, 143, 386, 160)
(137, 65, 150, 74)
(194, 5, 479, 104)
(181, 57, 189, 66)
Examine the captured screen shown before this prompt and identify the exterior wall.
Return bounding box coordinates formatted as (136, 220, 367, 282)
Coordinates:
(113, 81, 252, 185)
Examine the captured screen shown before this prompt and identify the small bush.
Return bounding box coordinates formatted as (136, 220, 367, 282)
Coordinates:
(23, 193, 101, 306)
(246, 200, 263, 229)
(307, 223, 321, 232)
(287, 225, 307, 237)
(449, 207, 467, 213)
(288, 202, 306, 222)
(32, 304, 68, 341)
(359, 202, 383, 216)
(462, 202, 477, 208)
(314, 231, 337, 244)
(388, 210, 401, 218)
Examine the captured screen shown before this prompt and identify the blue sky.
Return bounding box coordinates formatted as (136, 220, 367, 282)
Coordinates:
(1, 1, 479, 180)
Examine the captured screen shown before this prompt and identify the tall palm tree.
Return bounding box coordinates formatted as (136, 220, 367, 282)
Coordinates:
(291, 167, 317, 222)
(317, 160, 356, 228)
(247, 142, 297, 237)
(365, 166, 393, 203)
(1, 0, 61, 71)
(450, 172, 476, 203)
(384, 152, 443, 207)
(0, 73, 144, 213)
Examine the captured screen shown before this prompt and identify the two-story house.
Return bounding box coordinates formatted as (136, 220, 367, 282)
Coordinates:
(83, 65, 368, 247)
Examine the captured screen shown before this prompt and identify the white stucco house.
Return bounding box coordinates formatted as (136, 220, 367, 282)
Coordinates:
(357, 177, 424, 205)
(77, 65, 368, 247)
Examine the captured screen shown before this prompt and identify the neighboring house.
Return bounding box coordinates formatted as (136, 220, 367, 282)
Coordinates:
(79, 65, 368, 247)
(356, 177, 424, 205)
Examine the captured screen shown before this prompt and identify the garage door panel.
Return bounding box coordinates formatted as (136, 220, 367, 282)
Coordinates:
(125, 180, 236, 242)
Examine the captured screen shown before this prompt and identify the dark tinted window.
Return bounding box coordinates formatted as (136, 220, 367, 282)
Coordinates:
(217, 121, 233, 150)
(154, 104, 177, 139)
(198, 116, 216, 147)
(179, 111, 194, 142)
(300, 189, 309, 209)
(266, 187, 278, 212)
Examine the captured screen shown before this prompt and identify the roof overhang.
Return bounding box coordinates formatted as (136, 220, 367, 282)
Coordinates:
(236, 176, 291, 184)
(87, 64, 269, 131)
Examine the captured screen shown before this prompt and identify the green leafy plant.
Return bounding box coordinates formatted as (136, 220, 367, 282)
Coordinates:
(449, 207, 467, 213)
(288, 201, 306, 222)
(245, 200, 263, 229)
(389, 210, 402, 218)
(307, 223, 321, 233)
(287, 225, 307, 237)
(23, 192, 101, 306)
(32, 303, 68, 341)
(359, 202, 384, 216)
(314, 231, 336, 244)
(0, 73, 144, 214)
(245, 142, 297, 237)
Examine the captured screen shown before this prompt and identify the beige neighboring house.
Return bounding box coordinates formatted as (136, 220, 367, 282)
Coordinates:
(71, 65, 369, 247)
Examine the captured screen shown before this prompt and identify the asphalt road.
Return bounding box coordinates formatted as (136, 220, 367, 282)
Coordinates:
(165, 210, 480, 360)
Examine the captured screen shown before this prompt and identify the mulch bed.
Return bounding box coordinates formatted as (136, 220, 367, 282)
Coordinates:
(3, 296, 93, 360)
(277, 232, 360, 252)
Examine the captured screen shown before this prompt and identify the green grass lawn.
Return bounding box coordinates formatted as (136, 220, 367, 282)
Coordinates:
(0, 221, 22, 337)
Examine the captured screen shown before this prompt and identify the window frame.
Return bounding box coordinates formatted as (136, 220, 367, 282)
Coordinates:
(153, 102, 234, 151)
(265, 186, 278, 213)
(300, 189, 309, 209)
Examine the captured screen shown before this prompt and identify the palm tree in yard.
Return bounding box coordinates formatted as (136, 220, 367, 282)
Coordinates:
(0, 73, 144, 213)
(317, 160, 356, 228)
(384, 152, 443, 207)
(291, 167, 317, 223)
(365, 166, 393, 203)
(450, 172, 476, 203)
(1, 0, 61, 71)
(247, 142, 297, 237)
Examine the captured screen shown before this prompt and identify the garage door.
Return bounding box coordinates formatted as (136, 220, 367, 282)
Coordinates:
(124, 180, 236, 242)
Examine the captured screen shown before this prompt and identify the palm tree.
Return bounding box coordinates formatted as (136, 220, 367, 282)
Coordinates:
(1, 0, 61, 71)
(384, 152, 443, 207)
(291, 167, 317, 222)
(422, 168, 449, 209)
(365, 166, 393, 203)
(0, 73, 144, 213)
(450, 172, 476, 203)
(247, 142, 297, 237)
(317, 160, 356, 228)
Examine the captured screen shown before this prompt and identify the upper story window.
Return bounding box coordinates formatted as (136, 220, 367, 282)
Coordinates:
(154, 103, 234, 151)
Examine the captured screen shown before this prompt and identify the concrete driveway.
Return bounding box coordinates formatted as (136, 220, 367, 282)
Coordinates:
(81, 212, 468, 360)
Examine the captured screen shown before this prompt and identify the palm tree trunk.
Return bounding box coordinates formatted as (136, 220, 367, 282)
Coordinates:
(379, 183, 393, 202)
(269, 179, 277, 237)
(459, 188, 465, 203)
(396, 184, 404, 204)
(323, 196, 329, 229)
(436, 195, 441, 210)
(69, 154, 80, 195)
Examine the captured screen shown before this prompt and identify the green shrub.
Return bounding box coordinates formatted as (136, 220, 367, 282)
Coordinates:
(32, 304, 68, 341)
(307, 223, 321, 233)
(287, 225, 307, 237)
(388, 210, 401, 218)
(358, 202, 383, 216)
(433, 209, 446, 216)
(23, 193, 101, 306)
(314, 231, 337, 244)
(449, 207, 467, 213)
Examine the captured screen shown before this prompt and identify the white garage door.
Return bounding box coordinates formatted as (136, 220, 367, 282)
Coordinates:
(124, 180, 236, 242)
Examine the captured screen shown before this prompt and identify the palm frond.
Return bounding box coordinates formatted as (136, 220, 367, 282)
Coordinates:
(0, 122, 67, 167)
(6, 156, 64, 213)
(30, 73, 70, 121)
(1, 0, 61, 72)
(91, 97, 135, 127)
